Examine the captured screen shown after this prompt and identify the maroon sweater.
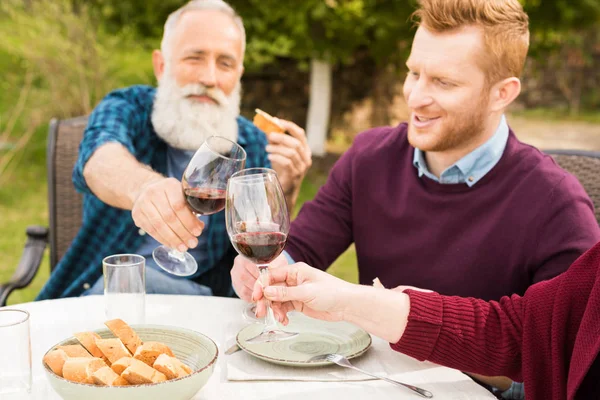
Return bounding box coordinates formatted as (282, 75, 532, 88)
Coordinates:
(394, 240, 600, 399)
(287, 123, 600, 300)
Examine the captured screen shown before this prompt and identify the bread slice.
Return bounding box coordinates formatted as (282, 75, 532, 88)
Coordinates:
(110, 356, 134, 375)
(95, 338, 131, 364)
(43, 349, 69, 377)
(74, 332, 110, 364)
(113, 376, 129, 386)
(153, 354, 192, 379)
(253, 109, 285, 134)
(91, 366, 121, 386)
(133, 341, 174, 366)
(121, 361, 167, 384)
(57, 344, 93, 358)
(104, 319, 142, 354)
(62, 357, 107, 384)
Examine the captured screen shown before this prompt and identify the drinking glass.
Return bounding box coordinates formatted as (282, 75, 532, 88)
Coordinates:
(103, 254, 146, 324)
(225, 168, 297, 343)
(153, 136, 246, 276)
(0, 309, 31, 395)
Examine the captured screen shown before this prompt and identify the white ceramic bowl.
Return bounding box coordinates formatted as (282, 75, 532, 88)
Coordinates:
(43, 325, 218, 400)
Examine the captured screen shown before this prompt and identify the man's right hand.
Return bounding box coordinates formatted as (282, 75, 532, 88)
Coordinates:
(131, 177, 204, 252)
(231, 253, 290, 302)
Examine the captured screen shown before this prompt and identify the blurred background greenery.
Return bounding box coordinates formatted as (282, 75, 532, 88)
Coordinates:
(1, 0, 599, 305)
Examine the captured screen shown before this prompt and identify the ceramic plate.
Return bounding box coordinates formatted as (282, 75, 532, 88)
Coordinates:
(236, 313, 372, 367)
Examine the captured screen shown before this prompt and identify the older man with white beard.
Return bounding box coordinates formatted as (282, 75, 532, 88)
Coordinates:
(36, 0, 312, 300)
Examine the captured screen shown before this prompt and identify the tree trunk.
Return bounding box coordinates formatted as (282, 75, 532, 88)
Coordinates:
(371, 63, 396, 127)
(306, 58, 332, 157)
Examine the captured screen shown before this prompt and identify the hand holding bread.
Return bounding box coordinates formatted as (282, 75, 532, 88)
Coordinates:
(253, 108, 312, 210)
(43, 319, 192, 386)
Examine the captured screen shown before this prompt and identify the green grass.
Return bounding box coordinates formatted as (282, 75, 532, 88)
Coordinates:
(0, 125, 51, 305)
(292, 168, 359, 285)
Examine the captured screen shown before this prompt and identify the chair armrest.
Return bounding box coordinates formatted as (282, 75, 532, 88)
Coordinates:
(0, 225, 49, 307)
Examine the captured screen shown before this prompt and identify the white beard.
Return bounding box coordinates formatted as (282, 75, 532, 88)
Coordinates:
(151, 67, 241, 151)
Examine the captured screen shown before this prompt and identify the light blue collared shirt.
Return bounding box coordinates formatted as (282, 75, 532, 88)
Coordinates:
(413, 115, 509, 186)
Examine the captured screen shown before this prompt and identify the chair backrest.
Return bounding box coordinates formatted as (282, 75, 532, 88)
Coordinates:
(545, 149, 600, 226)
(47, 116, 88, 270)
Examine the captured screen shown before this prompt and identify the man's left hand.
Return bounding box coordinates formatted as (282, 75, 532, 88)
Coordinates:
(265, 119, 312, 209)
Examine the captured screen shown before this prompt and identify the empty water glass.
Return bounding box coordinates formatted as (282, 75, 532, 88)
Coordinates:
(103, 254, 146, 324)
(0, 309, 31, 396)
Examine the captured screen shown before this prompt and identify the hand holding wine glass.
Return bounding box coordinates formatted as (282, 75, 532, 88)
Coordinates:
(152, 136, 246, 277)
(226, 168, 297, 343)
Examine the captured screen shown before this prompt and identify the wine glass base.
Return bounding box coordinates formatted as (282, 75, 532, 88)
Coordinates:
(242, 303, 259, 322)
(245, 329, 299, 344)
(152, 246, 198, 277)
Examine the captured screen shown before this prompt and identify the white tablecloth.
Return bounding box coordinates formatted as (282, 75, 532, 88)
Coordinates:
(5, 295, 496, 399)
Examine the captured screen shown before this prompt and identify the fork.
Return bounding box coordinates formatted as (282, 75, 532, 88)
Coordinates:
(324, 353, 433, 398)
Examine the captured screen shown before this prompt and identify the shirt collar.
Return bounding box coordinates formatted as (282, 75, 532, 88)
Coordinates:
(413, 115, 509, 187)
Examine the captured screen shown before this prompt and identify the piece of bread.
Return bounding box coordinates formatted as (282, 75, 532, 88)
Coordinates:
(372, 277, 385, 289)
(253, 109, 285, 134)
(104, 319, 142, 354)
(57, 344, 92, 358)
(91, 366, 122, 386)
(113, 376, 129, 386)
(134, 341, 174, 366)
(121, 361, 167, 385)
(43, 349, 69, 377)
(95, 338, 131, 365)
(62, 357, 107, 384)
(74, 332, 110, 364)
(110, 356, 135, 375)
(153, 354, 192, 379)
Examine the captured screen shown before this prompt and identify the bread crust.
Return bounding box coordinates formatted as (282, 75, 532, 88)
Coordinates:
(133, 341, 174, 366)
(95, 338, 131, 364)
(43, 349, 69, 377)
(110, 356, 134, 375)
(153, 354, 192, 379)
(91, 366, 121, 386)
(74, 331, 110, 364)
(57, 344, 92, 358)
(253, 108, 285, 134)
(105, 319, 143, 354)
(62, 357, 107, 384)
(121, 361, 167, 384)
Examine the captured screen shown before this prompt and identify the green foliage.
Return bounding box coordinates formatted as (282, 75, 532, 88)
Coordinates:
(83, 0, 417, 70)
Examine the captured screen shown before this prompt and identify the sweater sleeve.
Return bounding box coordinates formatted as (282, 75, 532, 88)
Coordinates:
(391, 241, 600, 399)
(285, 144, 355, 271)
(391, 288, 531, 381)
(528, 173, 600, 284)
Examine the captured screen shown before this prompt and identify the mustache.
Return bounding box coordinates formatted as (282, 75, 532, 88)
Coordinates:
(180, 84, 229, 106)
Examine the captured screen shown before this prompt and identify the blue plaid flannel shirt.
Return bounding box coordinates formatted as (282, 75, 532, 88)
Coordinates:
(37, 85, 270, 300)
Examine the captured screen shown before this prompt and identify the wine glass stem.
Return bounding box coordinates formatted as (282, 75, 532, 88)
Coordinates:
(258, 265, 278, 330)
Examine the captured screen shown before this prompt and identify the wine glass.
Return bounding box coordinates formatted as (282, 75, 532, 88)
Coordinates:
(153, 136, 246, 276)
(225, 168, 298, 343)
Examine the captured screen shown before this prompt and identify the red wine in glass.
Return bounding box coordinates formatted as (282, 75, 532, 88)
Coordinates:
(152, 136, 246, 277)
(231, 232, 287, 265)
(184, 187, 226, 215)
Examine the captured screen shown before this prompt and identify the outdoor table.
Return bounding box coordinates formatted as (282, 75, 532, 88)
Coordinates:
(6, 295, 497, 399)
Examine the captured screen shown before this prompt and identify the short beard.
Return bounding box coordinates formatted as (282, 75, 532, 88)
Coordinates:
(151, 66, 241, 150)
(408, 91, 490, 153)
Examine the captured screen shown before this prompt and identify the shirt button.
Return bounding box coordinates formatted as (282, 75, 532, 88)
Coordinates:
(138, 228, 146, 236)
(468, 176, 475, 182)
(83, 283, 90, 290)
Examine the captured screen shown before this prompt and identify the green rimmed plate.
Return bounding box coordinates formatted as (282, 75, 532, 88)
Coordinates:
(236, 313, 372, 367)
